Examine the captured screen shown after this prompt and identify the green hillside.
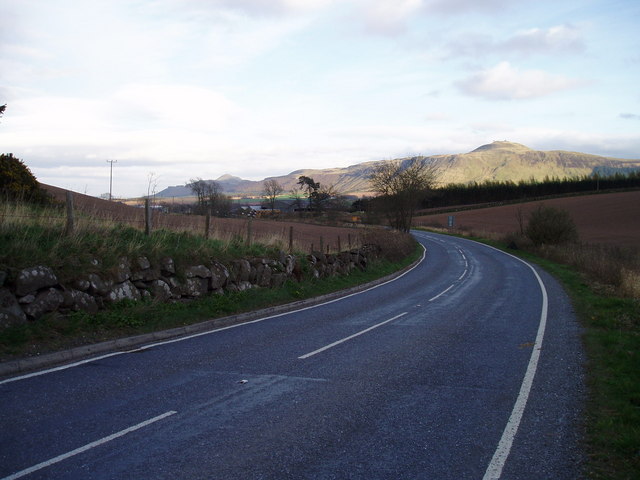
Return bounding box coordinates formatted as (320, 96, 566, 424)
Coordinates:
(156, 141, 640, 197)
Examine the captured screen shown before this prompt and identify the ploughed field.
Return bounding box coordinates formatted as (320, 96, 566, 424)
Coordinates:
(415, 190, 640, 247)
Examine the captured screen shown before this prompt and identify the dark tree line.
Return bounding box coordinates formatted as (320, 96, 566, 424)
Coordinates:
(423, 172, 640, 209)
(187, 178, 232, 216)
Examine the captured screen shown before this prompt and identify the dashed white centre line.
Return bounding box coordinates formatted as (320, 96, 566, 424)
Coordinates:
(298, 312, 408, 359)
(1, 411, 177, 480)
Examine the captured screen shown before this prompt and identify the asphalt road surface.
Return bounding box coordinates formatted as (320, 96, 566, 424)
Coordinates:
(0, 232, 585, 479)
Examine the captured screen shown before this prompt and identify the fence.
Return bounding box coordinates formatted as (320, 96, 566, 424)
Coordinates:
(2, 192, 363, 255)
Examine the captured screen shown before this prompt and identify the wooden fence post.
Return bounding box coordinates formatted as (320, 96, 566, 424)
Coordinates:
(205, 208, 211, 239)
(337, 235, 341, 252)
(319, 235, 324, 254)
(145, 198, 152, 235)
(247, 215, 253, 245)
(289, 226, 293, 253)
(65, 191, 74, 235)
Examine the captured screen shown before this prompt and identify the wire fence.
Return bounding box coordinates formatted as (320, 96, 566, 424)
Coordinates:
(1, 191, 364, 254)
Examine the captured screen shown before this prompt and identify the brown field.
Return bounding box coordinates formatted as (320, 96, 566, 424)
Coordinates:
(415, 190, 640, 247)
(41, 184, 364, 253)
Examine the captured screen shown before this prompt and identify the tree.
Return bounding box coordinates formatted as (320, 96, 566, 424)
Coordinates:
(369, 157, 439, 232)
(0, 104, 6, 119)
(297, 175, 333, 213)
(146, 172, 159, 201)
(262, 178, 284, 211)
(187, 178, 227, 215)
(187, 178, 208, 213)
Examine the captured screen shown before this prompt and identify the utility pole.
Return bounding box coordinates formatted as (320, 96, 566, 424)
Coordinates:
(106, 159, 117, 200)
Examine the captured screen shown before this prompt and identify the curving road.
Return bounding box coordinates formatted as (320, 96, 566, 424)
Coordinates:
(0, 232, 585, 479)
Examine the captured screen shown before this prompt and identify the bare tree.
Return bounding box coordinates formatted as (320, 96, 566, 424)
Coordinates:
(187, 178, 229, 216)
(187, 178, 208, 213)
(146, 172, 159, 202)
(369, 157, 439, 232)
(262, 178, 284, 211)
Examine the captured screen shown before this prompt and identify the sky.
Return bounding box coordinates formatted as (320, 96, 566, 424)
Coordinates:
(1, 0, 639, 198)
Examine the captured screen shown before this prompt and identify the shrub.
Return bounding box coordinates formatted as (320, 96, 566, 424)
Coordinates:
(0, 154, 51, 204)
(525, 205, 579, 246)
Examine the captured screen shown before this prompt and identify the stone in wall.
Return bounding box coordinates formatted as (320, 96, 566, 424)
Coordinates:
(209, 261, 229, 290)
(106, 280, 142, 304)
(149, 279, 172, 302)
(0, 287, 26, 328)
(88, 273, 113, 296)
(230, 259, 251, 283)
(113, 257, 131, 283)
(183, 277, 209, 298)
(22, 287, 64, 319)
(160, 257, 175, 275)
(185, 265, 212, 279)
(62, 289, 99, 314)
(15, 266, 58, 296)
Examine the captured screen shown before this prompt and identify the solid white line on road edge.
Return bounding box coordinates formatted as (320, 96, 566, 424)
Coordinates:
(1, 411, 177, 480)
(1, 246, 427, 385)
(298, 312, 408, 359)
(482, 248, 549, 480)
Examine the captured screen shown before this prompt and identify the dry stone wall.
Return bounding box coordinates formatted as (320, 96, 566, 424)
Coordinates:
(0, 247, 377, 328)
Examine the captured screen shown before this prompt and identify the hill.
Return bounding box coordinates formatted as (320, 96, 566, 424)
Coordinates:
(156, 141, 640, 197)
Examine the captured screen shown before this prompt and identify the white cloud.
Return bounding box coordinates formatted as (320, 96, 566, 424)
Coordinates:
(446, 24, 585, 58)
(156, 0, 335, 17)
(503, 24, 585, 54)
(111, 84, 242, 131)
(423, 0, 512, 15)
(456, 61, 583, 100)
(357, 0, 424, 35)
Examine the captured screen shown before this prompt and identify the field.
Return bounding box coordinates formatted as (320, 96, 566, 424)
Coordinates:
(41, 184, 364, 253)
(415, 190, 640, 247)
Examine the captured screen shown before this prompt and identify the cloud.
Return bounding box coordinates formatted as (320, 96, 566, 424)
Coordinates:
(355, 0, 516, 36)
(423, 0, 512, 15)
(620, 113, 640, 120)
(503, 24, 585, 55)
(111, 84, 242, 131)
(158, 0, 335, 17)
(358, 0, 424, 35)
(456, 61, 583, 100)
(447, 24, 585, 58)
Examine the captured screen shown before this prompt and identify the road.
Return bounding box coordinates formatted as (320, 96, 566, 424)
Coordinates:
(0, 232, 585, 479)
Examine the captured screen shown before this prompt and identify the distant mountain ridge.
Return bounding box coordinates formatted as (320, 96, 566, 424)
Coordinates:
(156, 141, 640, 197)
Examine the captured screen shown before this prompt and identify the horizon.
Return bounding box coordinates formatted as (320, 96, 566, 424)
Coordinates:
(1, 0, 639, 197)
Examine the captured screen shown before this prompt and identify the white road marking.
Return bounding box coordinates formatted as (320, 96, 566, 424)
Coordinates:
(1, 246, 427, 385)
(426, 243, 469, 301)
(298, 312, 408, 359)
(0, 352, 128, 386)
(1, 411, 177, 480)
(481, 247, 549, 480)
(428, 284, 455, 302)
